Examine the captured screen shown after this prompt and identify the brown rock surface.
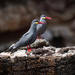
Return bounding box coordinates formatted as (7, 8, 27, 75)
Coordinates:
(0, 45, 75, 75)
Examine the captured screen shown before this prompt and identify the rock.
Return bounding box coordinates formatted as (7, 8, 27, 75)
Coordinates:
(0, 45, 75, 75)
(20, 39, 50, 50)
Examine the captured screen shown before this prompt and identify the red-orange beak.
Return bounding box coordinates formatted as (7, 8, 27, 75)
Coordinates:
(46, 17, 52, 20)
(38, 21, 45, 24)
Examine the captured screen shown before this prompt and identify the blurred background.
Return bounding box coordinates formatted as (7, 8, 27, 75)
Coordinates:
(0, 0, 75, 52)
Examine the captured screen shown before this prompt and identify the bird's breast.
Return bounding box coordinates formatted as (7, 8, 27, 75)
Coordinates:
(37, 23, 47, 35)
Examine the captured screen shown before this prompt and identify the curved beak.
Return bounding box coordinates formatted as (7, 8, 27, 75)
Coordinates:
(38, 21, 45, 24)
(46, 17, 52, 20)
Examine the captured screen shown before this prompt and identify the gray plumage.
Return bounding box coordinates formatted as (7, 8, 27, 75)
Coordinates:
(8, 19, 40, 52)
(37, 14, 52, 36)
(37, 15, 47, 36)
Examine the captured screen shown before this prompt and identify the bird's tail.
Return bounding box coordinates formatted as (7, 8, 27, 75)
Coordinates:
(7, 44, 15, 52)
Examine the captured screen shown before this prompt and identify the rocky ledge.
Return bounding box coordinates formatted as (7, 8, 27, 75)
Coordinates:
(0, 39, 75, 75)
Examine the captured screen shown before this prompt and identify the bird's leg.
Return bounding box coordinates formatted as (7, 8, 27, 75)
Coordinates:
(39, 35, 41, 39)
(37, 36, 39, 39)
(29, 45, 34, 50)
(29, 46, 36, 56)
(27, 46, 29, 51)
(37, 35, 43, 39)
(27, 46, 29, 49)
(39, 35, 43, 39)
(27, 45, 34, 52)
(27, 45, 31, 52)
(29, 45, 31, 49)
(27, 45, 30, 52)
(27, 46, 29, 50)
(37, 36, 41, 39)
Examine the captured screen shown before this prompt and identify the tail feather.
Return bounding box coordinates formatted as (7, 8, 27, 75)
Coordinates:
(8, 46, 13, 51)
(6, 44, 15, 52)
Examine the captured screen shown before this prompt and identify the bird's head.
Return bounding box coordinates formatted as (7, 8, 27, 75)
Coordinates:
(41, 14, 52, 20)
(32, 19, 45, 25)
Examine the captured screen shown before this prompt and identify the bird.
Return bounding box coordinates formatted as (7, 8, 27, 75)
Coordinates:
(7, 19, 45, 52)
(37, 14, 52, 39)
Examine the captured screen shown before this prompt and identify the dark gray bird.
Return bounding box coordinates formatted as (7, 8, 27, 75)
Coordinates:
(37, 14, 52, 39)
(8, 19, 45, 52)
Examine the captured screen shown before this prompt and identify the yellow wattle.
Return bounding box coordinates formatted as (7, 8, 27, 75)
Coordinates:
(43, 17, 46, 19)
(35, 22, 38, 24)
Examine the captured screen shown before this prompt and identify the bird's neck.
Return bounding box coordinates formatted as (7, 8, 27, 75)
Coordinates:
(40, 18, 46, 23)
(29, 23, 37, 33)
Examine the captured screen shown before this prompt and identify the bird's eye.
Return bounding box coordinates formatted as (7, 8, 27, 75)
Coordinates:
(35, 22, 38, 24)
(43, 17, 46, 19)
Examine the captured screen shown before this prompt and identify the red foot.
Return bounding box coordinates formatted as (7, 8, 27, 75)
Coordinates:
(28, 49, 31, 52)
(27, 45, 34, 52)
(28, 48, 34, 52)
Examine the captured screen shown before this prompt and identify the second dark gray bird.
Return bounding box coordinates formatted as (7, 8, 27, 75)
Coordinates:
(8, 19, 45, 52)
(37, 14, 52, 39)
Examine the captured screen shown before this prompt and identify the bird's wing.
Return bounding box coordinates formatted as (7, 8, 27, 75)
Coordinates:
(16, 32, 33, 47)
(21, 31, 30, 38)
